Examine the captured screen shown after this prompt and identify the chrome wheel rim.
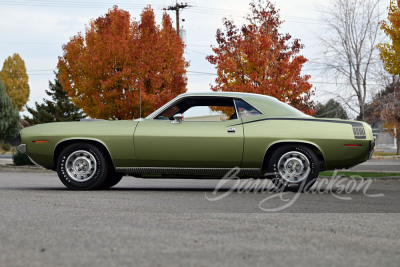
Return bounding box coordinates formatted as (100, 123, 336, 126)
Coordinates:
(277, 151, 310, 183)
(65, 150, 97, 182)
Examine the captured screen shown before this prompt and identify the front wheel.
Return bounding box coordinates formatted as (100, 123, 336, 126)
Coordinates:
(57, 143, 108, 190)
(267, 145, 319, 192)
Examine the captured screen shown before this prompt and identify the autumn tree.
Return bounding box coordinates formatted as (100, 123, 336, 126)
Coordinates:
(380, 92, 400, 155)
(376, 0, 400, 154)
(0, 81, 19, 141)
(378, 0, 400, 76)
(314, 99, 349, 119)
(0, 53, 30, 111)
(24, 72, 85, 125)
(364, 81, 400, 155)
(206, 0, 314, 114)
(58, 6, 188, 120)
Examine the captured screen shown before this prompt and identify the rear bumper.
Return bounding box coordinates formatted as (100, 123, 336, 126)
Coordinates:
(368, 141, 375, 160)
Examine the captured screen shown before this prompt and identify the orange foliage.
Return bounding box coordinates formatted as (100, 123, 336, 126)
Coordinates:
(206, 0, 314, 115)
(58, 6, 188, 119)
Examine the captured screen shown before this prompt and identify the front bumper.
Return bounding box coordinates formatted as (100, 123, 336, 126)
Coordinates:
(17, 144, 26, 153)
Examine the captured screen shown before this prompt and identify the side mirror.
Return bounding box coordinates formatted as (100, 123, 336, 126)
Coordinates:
(171, 113, 183, 124)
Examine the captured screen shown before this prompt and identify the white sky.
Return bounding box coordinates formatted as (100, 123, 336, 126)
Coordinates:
(0, 0, 390, 118)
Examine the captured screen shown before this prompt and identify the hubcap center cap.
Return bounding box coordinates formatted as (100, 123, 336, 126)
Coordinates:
(73, 157, 91, 173)
(285, 158, 303, 175)
(65, 150, 97, 182)
(277, 151, 311, 183)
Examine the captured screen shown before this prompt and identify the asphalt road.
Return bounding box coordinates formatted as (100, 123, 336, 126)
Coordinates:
(0, 171, 399, 267)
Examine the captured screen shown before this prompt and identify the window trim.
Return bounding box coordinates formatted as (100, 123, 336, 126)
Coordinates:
(233, 98, 264, 119)
(148, 95, 263, 121)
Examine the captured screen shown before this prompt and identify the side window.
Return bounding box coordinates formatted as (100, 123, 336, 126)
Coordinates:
(234, 99, 262, 118)
(154, 105, 179, 120)
(183, 106, 236, 121)
(154, 96, 238, 121)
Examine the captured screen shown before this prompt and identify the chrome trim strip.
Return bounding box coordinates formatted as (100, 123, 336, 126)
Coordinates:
(116, 167, 261, 176)
(27, 155, 46, 169)
(146, 95, 186, 120)
(17, 144, 26, 153)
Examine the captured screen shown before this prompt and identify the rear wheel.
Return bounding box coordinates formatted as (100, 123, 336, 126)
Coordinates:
(57, 143, 108, 190)
(97, 172, 124, 189)
(267, 145, 319, 192)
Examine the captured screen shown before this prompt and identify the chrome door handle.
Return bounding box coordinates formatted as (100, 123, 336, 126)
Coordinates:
(227, 127, 236, 133)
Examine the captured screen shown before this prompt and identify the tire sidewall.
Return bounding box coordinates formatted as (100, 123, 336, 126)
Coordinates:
(57, 143, 108, 190)
(97, 172, 124, 189)
(268, 145, 319, 191)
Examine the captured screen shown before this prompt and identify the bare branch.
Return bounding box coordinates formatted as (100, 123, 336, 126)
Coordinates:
(318, 0, 383, 120)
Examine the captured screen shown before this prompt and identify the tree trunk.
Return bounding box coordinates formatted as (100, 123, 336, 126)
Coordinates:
(358, 103, 364, 121)
(397, 134, 400, 155)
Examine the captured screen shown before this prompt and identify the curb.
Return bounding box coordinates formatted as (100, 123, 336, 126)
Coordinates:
(371, 156, 400, 159)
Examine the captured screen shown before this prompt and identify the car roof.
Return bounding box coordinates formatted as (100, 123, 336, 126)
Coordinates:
(179, 91, 274, 100)
(146, 91, 308, 119)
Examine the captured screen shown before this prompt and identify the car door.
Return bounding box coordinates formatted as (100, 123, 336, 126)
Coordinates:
(133, 96, 244, 168)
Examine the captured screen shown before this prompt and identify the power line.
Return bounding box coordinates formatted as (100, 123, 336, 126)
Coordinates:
(0, 1, 325, 25)
(307, 60, 383, 66)
(166, 2, 193, 37)
(185, 48, 209, 55)
(187, 70, 216, 75)
(0, 0, 148, 9)
(25, 69, 385, 86)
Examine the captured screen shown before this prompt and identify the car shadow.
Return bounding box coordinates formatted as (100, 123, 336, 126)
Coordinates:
(0, 185, 373, 195)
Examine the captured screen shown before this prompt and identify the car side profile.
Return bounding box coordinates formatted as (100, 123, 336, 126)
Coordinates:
(18, 92, 374, 190)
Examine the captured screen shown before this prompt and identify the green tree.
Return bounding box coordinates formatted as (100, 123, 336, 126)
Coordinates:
(0, 81, 19, 140)
(314, 99, 349, 120)
(0, 53, 30, 111)
(24, 72, 85, 125)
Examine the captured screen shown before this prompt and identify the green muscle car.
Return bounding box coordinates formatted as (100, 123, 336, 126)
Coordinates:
(18, 92, 374, 190)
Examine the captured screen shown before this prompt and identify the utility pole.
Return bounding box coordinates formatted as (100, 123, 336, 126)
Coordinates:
(167, 2, 191, 37)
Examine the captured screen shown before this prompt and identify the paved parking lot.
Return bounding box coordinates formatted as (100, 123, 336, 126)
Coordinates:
(0, 171, 399, 266)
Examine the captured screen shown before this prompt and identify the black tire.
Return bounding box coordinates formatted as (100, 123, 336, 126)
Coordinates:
(97, 172, 124, 189)
(266, 145, 319, 192)
(57, 143, 108, 190)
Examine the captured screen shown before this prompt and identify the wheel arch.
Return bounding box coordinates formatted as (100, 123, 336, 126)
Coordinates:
(53, 138, 115, 171)
(262, 141, 326, 171)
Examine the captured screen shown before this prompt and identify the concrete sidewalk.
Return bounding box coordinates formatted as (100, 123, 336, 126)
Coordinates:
(0, 157, 12, 166)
